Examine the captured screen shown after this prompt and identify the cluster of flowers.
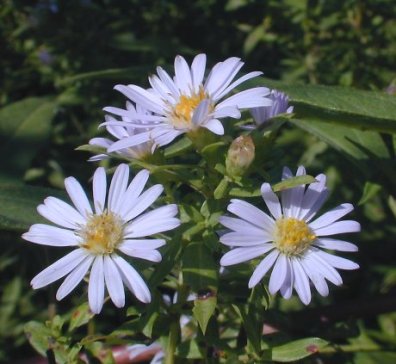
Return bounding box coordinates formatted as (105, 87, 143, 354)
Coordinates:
(23, 54, 359, 314)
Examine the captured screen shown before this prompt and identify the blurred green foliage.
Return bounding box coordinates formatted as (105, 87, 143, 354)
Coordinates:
(1, 0, 396, 362)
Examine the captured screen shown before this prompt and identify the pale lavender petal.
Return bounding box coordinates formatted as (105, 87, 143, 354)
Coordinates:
(298, 174, 328, 221)
(300, 255, 329, 297)
(191, 99, 210, 126)
(248, 249, 278, 288)
(212, 106, 241, 119)
(107, 132, 152, 153)
(314, 238, 358, 252)
(309, 203, 354, 230)
(306, 249, 343, 285)
(216, 87, 272, 109)
(269, 254, 288, 294)
(260, 183, 282, 219)
(291, 258, 311, 305)
(314, 220, 361, 236)
(279, 258, 294, 299)
(215, 71, 263, 100)
(316, 250, 359, 270)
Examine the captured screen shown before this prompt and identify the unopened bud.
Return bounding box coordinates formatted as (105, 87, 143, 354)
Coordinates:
(226, 135, 255, 177)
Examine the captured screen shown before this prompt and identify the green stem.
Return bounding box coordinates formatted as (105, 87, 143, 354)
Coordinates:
(165, 320, 180, 364)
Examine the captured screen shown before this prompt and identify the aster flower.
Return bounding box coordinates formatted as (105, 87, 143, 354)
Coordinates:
(102, 54, 272, 152)
(219, 166, 360, 305)
(89, 102, 172, 162)
(247, 90, 293, 129)
(22, 164, 180, 313)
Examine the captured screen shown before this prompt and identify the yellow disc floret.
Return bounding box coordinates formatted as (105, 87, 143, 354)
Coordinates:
(171, 87, 208, 129)
(273, 217, 316, 256)
(80, 211, 124, 255)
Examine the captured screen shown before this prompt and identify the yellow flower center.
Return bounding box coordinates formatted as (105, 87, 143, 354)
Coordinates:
(171, 88, 208, 129)
(79, 211, 124, 255)
(273, 217, 316, 256)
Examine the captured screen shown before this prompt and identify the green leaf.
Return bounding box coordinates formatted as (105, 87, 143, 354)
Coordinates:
(175, 339, 204, 359)
(0, 182, 67, 231)
(193, 296, 217, 334)
(68, 303, 94, 332)
(289, 119, 390, 161)
(259, 78, 396, 133)
(272, 175, 317, 192)
(358, 182, 382, 205)
(269, 337, 329, 362)
(0, 97, 56, 177)
(24, 321, 53, 357)
(182, 242, 218, 291)
(164, 136, 193, 158)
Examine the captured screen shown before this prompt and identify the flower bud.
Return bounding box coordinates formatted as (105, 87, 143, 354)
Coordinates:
(226, 135, 255, 178)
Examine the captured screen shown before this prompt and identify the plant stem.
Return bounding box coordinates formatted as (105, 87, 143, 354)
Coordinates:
(165, 320, 180, 364)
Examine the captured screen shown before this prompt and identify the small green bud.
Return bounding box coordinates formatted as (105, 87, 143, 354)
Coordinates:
(225, 135, 255, 177)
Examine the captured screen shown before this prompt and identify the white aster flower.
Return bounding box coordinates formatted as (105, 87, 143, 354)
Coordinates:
(219, 166, 360, 305)
(103, 54, 272, 152)
(22, 164, 180, 313)
(89, 102, 170, 162)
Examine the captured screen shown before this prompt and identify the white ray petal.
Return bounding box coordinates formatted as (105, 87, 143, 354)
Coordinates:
(108, 164, 129, 214)
(120, 239, 166, 250)
(220, 232, 271, 247)
(113, 255, 151, 303)
(191, 53, 206, 92)
(104, 255, 125, 308)
(118, 169, 150, 218)
(203, 119, 224, 135)
(22, 224, 79, 247)
(88, 256, 105, 314)
(218, 216, 265, 235)
(220, 244, 273, 266)
(64, 176, 93, 218)
(31, 249, 88, 289)
(93, 167, 107, 214)
(124, 205, 180, 238)
(228, 199, 275, 233)
(174, 55, 192, 92)
(123, 184, 164, 222)
(56, 255, 94, 300)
